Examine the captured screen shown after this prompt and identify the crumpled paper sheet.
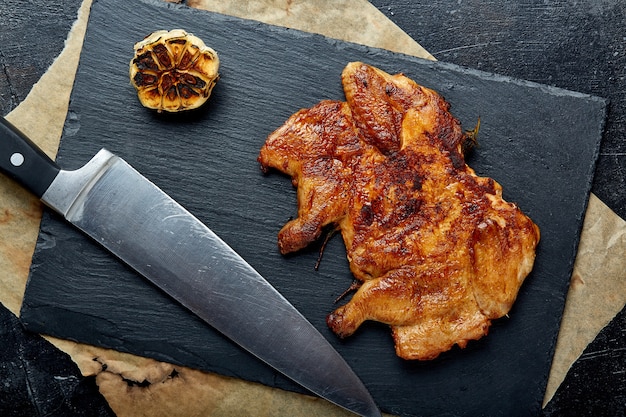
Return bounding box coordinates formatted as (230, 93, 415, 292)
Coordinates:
(185, 0, 434, 60)
(0, 0, 624, 415)
(545, 193, 626, 402)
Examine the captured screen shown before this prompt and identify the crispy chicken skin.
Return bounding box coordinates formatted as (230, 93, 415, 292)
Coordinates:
(258, 62, 540, 360)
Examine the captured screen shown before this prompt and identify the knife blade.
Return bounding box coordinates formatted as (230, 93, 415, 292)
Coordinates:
(0, 117, 381, 417)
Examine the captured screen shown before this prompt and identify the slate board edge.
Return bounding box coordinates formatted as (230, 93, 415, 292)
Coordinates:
(541, 105, 607, 409)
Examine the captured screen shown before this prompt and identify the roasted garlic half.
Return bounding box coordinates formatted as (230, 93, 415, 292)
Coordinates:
(130, 29, 219, 113)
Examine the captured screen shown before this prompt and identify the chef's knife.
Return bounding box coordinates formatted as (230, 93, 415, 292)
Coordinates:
(0, 117, 381, 417)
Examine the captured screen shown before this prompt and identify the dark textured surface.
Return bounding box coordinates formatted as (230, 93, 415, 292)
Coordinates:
(16, 0, 607, 416)
(0, 304, 115, 417)
(0, 0, 83, 115)
(0, 0, 623, 416)
(542, 308, 626, 417)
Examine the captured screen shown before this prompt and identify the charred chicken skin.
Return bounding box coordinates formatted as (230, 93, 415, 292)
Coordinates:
(258, 62, 540, 360)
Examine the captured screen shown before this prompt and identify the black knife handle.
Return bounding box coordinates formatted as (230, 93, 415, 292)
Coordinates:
(0, 117, 60, 198)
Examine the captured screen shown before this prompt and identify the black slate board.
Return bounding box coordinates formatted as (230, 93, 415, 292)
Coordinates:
(20, 0, 607, 416)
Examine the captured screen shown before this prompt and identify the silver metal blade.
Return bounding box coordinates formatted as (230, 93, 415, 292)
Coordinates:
(41, 149, 380, 417)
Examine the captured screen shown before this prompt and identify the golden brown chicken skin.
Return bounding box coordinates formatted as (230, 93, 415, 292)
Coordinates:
(258, 62, 540, 360)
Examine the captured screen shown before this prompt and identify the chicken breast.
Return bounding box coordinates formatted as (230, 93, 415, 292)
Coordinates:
(258, 62, 540, 360)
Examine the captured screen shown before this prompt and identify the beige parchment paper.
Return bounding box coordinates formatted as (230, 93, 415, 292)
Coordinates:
(1, 0, 624, 415)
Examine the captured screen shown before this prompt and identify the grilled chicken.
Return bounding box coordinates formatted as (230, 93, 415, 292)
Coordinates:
(258, 62, 540, 360)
